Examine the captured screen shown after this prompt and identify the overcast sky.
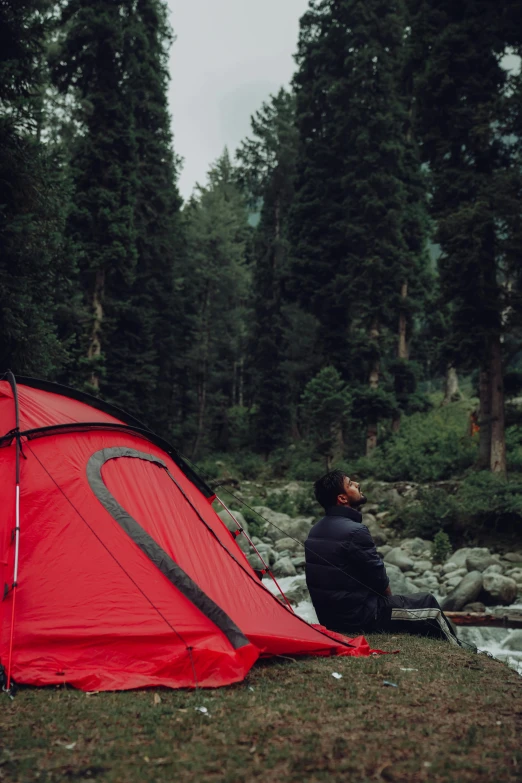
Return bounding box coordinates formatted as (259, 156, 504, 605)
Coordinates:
(167, 0, 309, 200)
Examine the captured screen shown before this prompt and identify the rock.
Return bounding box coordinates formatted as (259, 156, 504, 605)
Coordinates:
(378, 545, 392, 559)
(272, 556, 297, 577)
(441, 571, 483, 611)
(282, 481, 303, 494)
(385, 563, 418, 595)
(500, 629, 522, 652)
(254, 543, 276, 565)
(400, 538, 429, 557)
(363, 513, 377, 526)
(252, 507, 314, 543)
(276, 549, 291, 560)
(482, 574, 518, 606)
(376, 511, 389, 521)
(365, 522, 388, 546)
(462, 602, 486, 613)
(483, 564, 503, 576)
(465, 551, 499, 573)
(247, 553, 264, 570)
(446, 548, 476, 569)
(442, 561, 460, 575)
(384, 548, 415, 572)
(283, 576, 310, 605)
(217, 509, 249, 535)
(251, 535, 262, 545)
(442, 567, 467, 581)
(274, 537, 301, 554)
(502, 552, 522, 564)
(291, 556, 306, 571)
(446, 574, 465, 590)
(505, 568, 522, 583)
(412, 560, 433, 574)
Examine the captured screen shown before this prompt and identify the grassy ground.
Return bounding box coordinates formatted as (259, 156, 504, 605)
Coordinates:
(1, 635, 521, 783)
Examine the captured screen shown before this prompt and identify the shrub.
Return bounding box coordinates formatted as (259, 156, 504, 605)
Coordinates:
(400, 472, 522, 541)
(354, 400, 478, 482)
(432, 530, 452, 564)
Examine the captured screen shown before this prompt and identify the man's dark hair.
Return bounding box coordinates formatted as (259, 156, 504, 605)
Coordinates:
(314, 470, 347, 511)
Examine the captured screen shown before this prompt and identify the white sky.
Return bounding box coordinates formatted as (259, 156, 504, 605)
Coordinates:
(167, 0, 309, 200)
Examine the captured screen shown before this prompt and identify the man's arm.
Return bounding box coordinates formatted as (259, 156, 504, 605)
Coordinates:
(351, 524, 390, 596)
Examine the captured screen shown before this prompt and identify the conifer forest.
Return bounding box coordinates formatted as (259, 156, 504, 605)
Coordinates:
(3, 0, 522, 486)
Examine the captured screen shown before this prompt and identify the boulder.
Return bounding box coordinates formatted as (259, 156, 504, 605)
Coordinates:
(282, 576, 310, 605)
(274, 537, 301, 555)
(500, 629, 522, 652)
(384, 547, 415, 572)
(217, 509, 249, 535)
(446, 548, 477, 569)
(505, 568, 522, 583)
(482, 574, 518, 606)
(272, 556, 297, 578)
(377, 545, 392, 558)
(441, 571, 483, 611)
(252, 507, 313, 543)
(291, 556, 306, 571)
(385, 563, 418, 595)
(446, 574, 466, 590)
(465, 550, 499, 573)
(483, 564, 503, 576)
(247, 553, 264, 571)
(442, 561, 460, 575)
(462, 602, 486, 613)
(366, 523, 388, 546)
(412, 560, 434, 574)
(442, 567, 467, 582)
(502, 552, 522, 564)
(400, 538, 430, 558)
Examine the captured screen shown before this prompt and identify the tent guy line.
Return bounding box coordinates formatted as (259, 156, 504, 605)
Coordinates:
(183, 455, 470, 645)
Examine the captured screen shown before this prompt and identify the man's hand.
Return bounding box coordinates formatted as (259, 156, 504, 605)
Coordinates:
(384, 585, 392, 597)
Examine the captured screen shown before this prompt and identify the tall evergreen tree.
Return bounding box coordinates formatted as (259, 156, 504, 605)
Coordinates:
(112, 0, 185, 428)
(410, 0, 515, 474)
(0, 0, 68, 376)
(52, 1, 139, 396)
(183, 150, 251, 457)
(291, 0, 428, 453)
(236, 89, 298, 456)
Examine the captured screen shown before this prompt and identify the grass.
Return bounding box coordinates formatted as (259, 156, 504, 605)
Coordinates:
(1, 635, 521, 783)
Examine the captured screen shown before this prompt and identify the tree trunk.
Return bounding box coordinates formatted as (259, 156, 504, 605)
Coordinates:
(87, 269, 105, 391)
(392, 282, 409, 433)
(489, 335, 506, 476)
(442, 364, 461, 405)
(398, 281, 409, 360)
(477, 365, 492, 470)
(238, 356, 244, 407)
(192, 282, 211, 459)
(366, 320, 380, 456)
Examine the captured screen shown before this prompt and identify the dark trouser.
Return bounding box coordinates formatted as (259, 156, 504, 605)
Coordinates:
(375, 592, 460, 645)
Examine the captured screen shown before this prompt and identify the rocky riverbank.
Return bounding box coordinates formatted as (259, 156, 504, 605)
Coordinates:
(216, 479, 522, 660)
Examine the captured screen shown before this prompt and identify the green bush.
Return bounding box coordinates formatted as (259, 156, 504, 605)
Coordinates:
(432, 530, 452, 564)
(355, 401, 478, 482)
(400, 472, 522, 540)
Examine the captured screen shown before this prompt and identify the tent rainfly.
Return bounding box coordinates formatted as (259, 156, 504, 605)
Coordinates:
(0, 373, 376, 692)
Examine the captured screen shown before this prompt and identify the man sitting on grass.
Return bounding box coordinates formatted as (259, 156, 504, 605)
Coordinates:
(305, 470, 459, 644)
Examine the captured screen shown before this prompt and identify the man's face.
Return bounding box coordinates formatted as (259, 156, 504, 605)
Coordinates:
(337, 475, 367, 509)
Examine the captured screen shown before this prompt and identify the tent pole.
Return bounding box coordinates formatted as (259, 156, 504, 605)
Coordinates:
(214, 496, 294, 613)
(5, 371, 21, 693)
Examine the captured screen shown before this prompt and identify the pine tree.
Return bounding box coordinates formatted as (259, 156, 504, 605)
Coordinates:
(236, 89, 298, 456)
(111, 0, 185, 428)
(52, 1, 138, 396)
(291, 0, 429, 454)
(410, 0, 514, 474)
(183, 151, 251, 457)
(0, 0, 68, 376)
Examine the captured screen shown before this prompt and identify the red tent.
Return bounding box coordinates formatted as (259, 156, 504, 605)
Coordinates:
(0, 374, 374, 692)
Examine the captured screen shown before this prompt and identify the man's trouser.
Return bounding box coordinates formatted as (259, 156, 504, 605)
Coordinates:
(375, 592, 460, 645)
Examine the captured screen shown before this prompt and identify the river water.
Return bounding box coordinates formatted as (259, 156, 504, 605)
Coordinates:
(264, 577, 522, 676)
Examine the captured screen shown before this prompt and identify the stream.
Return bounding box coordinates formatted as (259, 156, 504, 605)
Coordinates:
(264, 577, 522, 676)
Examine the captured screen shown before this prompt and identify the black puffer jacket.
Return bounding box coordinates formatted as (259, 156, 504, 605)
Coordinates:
(305, 506, 389, 632)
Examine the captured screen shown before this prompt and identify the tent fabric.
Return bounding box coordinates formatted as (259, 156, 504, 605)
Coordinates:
(0, 379, 379, 691)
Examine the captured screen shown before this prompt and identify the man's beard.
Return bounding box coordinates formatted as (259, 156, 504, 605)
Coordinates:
(352, 494, 367, 509)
